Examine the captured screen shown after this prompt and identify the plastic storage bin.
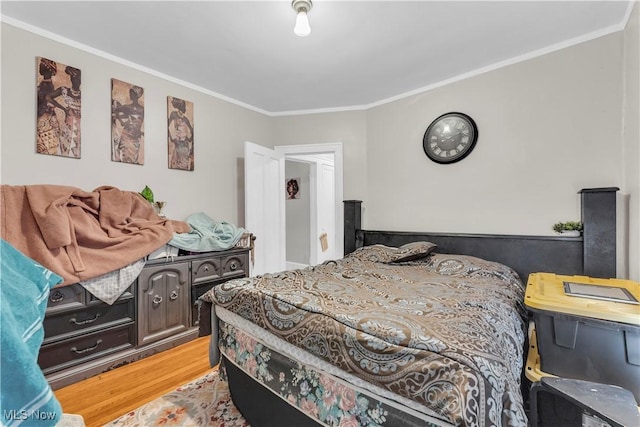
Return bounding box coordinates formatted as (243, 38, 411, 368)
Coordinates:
(525, 273, 640, 404)
(526, 329, 639, 426)
(529, 377, 639, 427)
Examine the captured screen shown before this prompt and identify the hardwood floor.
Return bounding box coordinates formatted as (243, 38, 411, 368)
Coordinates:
(54, 336, 213, 427)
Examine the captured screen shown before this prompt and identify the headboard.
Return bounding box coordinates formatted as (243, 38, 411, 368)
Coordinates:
(344, 187, 619, 282)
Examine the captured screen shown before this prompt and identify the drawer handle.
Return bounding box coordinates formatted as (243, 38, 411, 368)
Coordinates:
(203, 266, 209, 272)
(230, 262, 238, 270)
(170, 291, 179, 300)
(50, 290, 64, 303)
(70, 339, 102, 354)
(152, 295, 163, 305)
(70, 313, 100, 326)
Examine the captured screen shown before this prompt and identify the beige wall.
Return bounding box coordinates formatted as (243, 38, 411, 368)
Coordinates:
(270, 33, 636, 278)
(2, 18, 638, 279)
(365, 33, 624, 238)
(272, 111, 369, 202)
(623, 2, 640, 280)
(1, 23, 273, 224)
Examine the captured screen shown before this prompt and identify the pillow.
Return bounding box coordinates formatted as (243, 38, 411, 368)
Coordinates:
(348, 241, 437, 264)
(390, 241, 438, 262)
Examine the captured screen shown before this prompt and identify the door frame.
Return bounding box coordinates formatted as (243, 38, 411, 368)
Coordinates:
(276, 142, 344, 260)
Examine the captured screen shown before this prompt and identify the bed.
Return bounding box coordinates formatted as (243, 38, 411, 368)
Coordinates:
(199, 187, 619, 427)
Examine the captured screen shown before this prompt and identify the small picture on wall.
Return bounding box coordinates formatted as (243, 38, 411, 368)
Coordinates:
(286, 178, 300, 200)
(167, 96, 194, 171)
(36, 57, 82, 158)
(111, 79, 144, 165)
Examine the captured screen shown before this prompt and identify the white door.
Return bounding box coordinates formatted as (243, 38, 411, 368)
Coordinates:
(317, 160, 335, 263)
(244, 141, 286, 276)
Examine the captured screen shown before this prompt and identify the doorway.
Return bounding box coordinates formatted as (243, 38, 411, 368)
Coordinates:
(244, 142, 343, 275)
(285, 152, 336, 269)
(278, 143, 343, 271)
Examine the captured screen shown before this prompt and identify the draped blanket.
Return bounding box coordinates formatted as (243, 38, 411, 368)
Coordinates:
(0, 185, 191, 286)
(203, 247, 528, 426)
(169, 212, 246, 252)
(0, 240, 63, 426)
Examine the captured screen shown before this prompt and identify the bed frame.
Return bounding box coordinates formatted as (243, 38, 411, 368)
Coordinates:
(215, 187, 619, 427)
(344, 187, 619, 281)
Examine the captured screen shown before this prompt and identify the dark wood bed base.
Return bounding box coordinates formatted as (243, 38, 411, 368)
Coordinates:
(344, 187, 619, 281)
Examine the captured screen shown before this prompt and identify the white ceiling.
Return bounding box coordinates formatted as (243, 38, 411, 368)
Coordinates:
(1, 1, 634, 115)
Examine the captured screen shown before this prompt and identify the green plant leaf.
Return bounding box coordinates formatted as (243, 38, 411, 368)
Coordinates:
(140, 185, 154, 203)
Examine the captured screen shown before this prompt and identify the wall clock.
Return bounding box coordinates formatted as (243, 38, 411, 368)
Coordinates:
(423, 112, 478, 164)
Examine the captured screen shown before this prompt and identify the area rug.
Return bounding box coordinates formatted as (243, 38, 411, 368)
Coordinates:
(104, 368, 250, 426)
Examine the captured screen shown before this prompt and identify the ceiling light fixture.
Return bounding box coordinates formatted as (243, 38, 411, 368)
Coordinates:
(292, 0, 312, 37)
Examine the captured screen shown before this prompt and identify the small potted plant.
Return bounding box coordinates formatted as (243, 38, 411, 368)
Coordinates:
(552, 221, 583, 237)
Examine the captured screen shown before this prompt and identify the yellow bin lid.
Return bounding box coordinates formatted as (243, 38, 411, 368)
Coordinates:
(525, 273, 640, 326)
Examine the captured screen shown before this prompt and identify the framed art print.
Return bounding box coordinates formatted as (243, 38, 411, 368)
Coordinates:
(286, 177, 301, 200)
(167, 96, 194, 171)
(111, 79, 144, 165)
(36, 57, 81, 158)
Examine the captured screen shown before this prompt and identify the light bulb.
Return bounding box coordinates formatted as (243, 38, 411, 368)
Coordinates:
(294, 10, 311, 36)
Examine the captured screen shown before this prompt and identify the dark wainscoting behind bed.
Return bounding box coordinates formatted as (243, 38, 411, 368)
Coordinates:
(344, 187, 618, 282)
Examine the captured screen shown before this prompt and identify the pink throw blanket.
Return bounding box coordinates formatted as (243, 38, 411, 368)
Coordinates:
(1, 185, 191, 287)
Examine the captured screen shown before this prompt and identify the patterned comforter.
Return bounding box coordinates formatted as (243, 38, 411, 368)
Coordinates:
(203, 244, 528, 426)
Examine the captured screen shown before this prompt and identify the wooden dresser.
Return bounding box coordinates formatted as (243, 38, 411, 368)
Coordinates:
(38, 247, 250, 390)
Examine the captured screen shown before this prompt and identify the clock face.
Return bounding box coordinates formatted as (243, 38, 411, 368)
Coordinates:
(423, 112, 478, 164)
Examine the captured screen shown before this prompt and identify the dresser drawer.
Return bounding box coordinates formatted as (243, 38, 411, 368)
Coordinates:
(192, 257, 222, 284)
(38, 323, 135, 374)
(46, 284, 86, 315)
(221, 253, 248, 279)
(43, 298, 135, 343)
(87, 284, 135, 305)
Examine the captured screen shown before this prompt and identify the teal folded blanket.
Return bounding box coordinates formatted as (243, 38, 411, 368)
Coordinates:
(169, 212, 246, 252)
(1, 239, 63, 426)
